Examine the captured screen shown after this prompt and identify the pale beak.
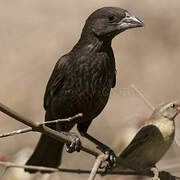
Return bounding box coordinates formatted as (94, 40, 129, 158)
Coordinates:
(118, 12, 144, 30)
(123, 13, 144, 28)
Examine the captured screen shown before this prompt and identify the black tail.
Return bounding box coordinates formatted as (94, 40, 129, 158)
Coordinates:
(25, 134, 64, 173)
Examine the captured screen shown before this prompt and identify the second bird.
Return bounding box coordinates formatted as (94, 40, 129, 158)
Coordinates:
(108, 101, 180, 175)
(25, 7, 143, 173)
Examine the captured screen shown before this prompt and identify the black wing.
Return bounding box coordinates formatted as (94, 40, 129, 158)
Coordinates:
(43, 56, 68, 109)
(112, 71, 116, 88)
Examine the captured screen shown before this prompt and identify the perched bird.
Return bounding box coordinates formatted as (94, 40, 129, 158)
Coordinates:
(25, 7, 143, 173)
(109, 101, 180, 174)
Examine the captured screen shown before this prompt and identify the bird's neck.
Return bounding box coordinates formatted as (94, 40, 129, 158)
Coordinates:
(72, 28, 112, 53)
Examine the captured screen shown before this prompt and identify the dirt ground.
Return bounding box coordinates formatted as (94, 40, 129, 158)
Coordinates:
(0, 1, 180, 180)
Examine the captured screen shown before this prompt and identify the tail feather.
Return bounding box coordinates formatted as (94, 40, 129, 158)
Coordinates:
(25, 134, 64, 173)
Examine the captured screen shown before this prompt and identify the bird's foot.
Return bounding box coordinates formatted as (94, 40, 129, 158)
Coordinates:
(151, 167, 160, 180)
(97, 145, 116, 171)
(62, 132, 81, 153)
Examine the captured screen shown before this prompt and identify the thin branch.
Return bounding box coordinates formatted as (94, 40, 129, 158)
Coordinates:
(0, 161, 142, 175)
(0, 102, 179, 180)
(88, 155, 105, 180)
(0, 127, 32, 138)
(0, 113, 83, 139)
(0, 161, 179, 179)
(0, 102, 99, 157)
(41, 113, 83, 125)
(131, 84, 155, 110)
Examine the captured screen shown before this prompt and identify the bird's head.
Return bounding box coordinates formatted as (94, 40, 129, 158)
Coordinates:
(83, 7, 144, 39)
(157, 101, 180, 120)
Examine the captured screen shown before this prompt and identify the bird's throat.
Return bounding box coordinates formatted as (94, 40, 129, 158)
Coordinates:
(73, 26, 113, 53)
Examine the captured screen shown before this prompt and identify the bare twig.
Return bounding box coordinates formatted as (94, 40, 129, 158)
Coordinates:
(0, 127, 32, 138)
(41, 113, 83, 125)
(0, 160, 179, 179)
(0, 161, 138, 175)
(0, 161, 142, 175)
(0, 102, 179, 179)
(0, 102, 98, 157)
(0, 161, 59, 173)
(131, 84, 155, 110)
(88, 154, 105, 180)
(0, 113, 83, 139)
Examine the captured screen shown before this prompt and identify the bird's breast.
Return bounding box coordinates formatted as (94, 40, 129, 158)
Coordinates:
(153, 119, 175, 142)
(66, 52, 115, 96)
(59, 53, 115, 118)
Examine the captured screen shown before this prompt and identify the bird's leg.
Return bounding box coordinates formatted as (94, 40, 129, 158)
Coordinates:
(77, 122, 116, 170)
(151, 167, 160, 180)
(80, 132, 116, 169)
(55, 122, 81, 153)
(61, 131, 81, 153)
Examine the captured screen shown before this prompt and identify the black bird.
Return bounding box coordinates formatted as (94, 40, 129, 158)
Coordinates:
(25, 7, 143, 173)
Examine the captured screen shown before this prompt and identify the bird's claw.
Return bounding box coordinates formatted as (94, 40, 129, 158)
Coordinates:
(151, 167, 160, 180)
(65, 135, 81, 153)
(97, 146, 116, 171)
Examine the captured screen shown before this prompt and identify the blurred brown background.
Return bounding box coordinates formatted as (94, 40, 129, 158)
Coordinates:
(0, 0, 180, 179)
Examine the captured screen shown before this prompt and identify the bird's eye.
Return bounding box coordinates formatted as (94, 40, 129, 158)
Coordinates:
(108, 15, 116, 22)
(171, 104, 176, 108)
(125, 12, 131, 18)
